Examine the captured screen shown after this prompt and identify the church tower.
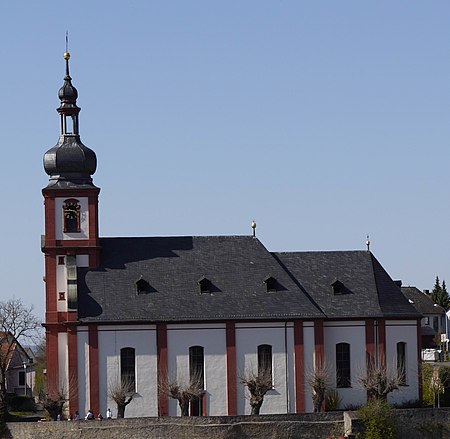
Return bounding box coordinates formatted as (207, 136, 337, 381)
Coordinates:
(42, 51, 100, 407)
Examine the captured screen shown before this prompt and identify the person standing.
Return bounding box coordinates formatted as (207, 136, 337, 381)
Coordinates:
(106, 408, 112, 419)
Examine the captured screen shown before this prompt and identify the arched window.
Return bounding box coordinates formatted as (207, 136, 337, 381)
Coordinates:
(397, 342, 407, 385)
(120, 347, 136, 391)
(336, 343, 351, 388)
(63, 199, 80, 233)
(189, 346, 204, 416)
(257, 344, 272, 383)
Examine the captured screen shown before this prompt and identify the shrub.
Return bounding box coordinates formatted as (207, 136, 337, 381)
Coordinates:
(358, 399, 396, 439)
(7, 395, 36, 413)
(422, 363, 435, 407)
(325, 389, 341, 411)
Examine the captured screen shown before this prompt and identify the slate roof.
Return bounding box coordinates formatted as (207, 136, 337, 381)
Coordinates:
(78, 236, 324, 323)
(401, 287, 445, 315)
(77, 237, 420, 323)
(274, 251, 420, 319)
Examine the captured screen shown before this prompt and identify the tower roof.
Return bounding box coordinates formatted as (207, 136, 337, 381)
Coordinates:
(43, 52, 97, 189)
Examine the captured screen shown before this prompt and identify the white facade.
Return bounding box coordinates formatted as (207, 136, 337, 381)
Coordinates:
(65, 318, 420, 417)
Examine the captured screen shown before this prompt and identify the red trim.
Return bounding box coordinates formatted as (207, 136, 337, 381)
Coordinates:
(88, 324, 99, 415)
(365, 319, 375, 363)
(314, 320, 324, 369)
(417, 318, 423, 401)
(46, 326, 59, 398)
(157, 323, 168, 416)
(226, 322, 237, 415)
(294, 320, 305, 413)
(43, 195, 56, 246)
(67, 325, 79, 414)
(45, 255, 57, 314)
(202, 392, 207, 416)
(377, 319, 386, 364)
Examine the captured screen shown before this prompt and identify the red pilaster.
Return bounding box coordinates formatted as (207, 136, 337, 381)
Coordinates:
(46, 326, 59, 398)
(226, 322, 237, 415)
(377, 319, 386, 365)
(294, 320, 305, 413)
(157, 323, 168, 416)
(88, 324, 99, 415)
(365, 319, 375, 363)
(314, 320, 324, 368)
(417, 318, 423, 401)
(67, 324, 79, 415)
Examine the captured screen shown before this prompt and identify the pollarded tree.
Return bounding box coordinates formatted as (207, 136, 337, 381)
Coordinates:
(0, 299, 40, 422)
(159, 371, 204, 416)
(108, 377, 135, 418)
(359, 360, 403, 400)
(240, 366, 273, 415)
(306, 363, 331, 412)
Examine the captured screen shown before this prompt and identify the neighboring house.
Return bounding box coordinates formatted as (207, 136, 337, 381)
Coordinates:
(42, 53, 422, 418)
(1, 332, 35, 397)
(401, 286, 446, 349)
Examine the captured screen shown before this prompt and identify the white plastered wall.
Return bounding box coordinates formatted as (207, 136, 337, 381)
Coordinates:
(96, 325, 158, 418)
(167, 323, 227, 416)
(385, 320, 419, 404)
(323, 321, 367, 409)
(56, 254, 89, 312)
(235, 322, 294, 415)
(58, 332, 68, 397)
(55, 197, 89, 240)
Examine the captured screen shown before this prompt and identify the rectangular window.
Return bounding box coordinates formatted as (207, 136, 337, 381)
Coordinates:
(120, 347, 136, 392)
(18, 371, 25, 386)
(189, 346, 204, 416)
(257, 344, 273, 384)
(336, 343, 351, 388)
(397, 342, 407, 385)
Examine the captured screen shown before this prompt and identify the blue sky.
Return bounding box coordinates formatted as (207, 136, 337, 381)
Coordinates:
(1, 1, 450, 319)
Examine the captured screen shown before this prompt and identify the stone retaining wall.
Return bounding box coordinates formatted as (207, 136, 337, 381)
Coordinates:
(5, 413, 344, 439)
(10, 408, 450, 439)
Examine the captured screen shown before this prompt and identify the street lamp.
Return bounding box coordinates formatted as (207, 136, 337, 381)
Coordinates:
(23, 362, 27, 396)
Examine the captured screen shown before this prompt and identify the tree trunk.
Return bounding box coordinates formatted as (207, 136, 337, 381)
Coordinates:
(250, 397, 264, 415)
(117, 403, 125, 418)
(179, 399, 189, 416)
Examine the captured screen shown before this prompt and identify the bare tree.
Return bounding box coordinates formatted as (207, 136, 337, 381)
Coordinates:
(240, 366, 273, 415)
(359, 359, 403, 400)
(0, 299, 40, 420)
(306, 363, 331, 413)
(41, 387, 66, 420)
(108, 377, 135, 418)
(159, 371, 204, 416)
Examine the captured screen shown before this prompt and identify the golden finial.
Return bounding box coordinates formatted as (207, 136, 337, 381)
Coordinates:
(64, 31, 70, 60)
(251, 220, 256, 238)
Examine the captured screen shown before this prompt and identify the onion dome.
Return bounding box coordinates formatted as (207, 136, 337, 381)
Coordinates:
(43, 52, 97, 188)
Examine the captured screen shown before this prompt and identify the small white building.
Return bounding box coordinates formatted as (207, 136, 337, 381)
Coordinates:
(42, 53, 422, 418)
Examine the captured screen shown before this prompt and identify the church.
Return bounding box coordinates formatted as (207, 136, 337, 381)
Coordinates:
(42, 52, 422, 418)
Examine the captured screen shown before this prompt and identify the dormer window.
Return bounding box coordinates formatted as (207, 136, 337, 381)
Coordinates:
(136, 276, 151, 295)
(63, 199, 80, 233)
(331, 280, 344, 295)
(264, 276, 278, 293)
(198, 277, 212, 294)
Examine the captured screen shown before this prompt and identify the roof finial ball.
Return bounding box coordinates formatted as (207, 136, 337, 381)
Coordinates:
(366, 234, 371, 251)
(64, 51, 70, 60)
(251, 220, 257, 238)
